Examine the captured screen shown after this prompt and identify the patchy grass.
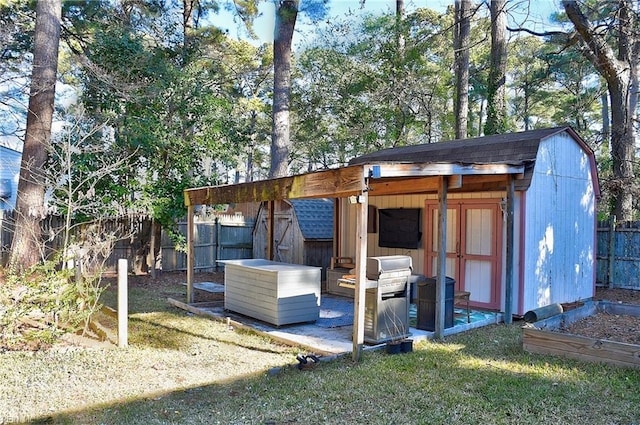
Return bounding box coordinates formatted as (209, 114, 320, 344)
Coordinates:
(1, 275, 639, 424)
(48, 326, 640, 425)
(0, 274, 296, 424)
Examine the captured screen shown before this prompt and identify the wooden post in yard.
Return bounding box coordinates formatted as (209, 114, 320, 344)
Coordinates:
(187, 205, 195, 304)
(435, 176, 448, 339)
(118, 259, 128, 348)
(352, 192, 368, 361)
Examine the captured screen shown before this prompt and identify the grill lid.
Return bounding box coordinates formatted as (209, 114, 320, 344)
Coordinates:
(366, 255, 413, 280)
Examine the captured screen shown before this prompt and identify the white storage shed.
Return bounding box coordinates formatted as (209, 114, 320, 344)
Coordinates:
(346, 126, 600, 316)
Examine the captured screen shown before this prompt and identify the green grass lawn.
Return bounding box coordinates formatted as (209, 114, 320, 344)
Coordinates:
(1, 277, 639, 424)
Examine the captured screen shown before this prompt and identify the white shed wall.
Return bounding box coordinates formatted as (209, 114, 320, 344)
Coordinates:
(521, 132, 596, 313)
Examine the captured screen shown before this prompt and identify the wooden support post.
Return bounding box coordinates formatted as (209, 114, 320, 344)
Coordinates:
(118, 259, 128, 348)
(187, 205, 195, 304)
(333, 198, 341, 259)
(504, 175, 514, 324)
(435, 176, 448, 339)
(352, 193, 368, 361)
(608, 216, 616, 289)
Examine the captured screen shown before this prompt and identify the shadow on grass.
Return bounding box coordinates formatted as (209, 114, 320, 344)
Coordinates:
(80, 277, 639, 424)
(25, 336, 640, 425)
(100, 285, 187, 315)
(97, 277, 287, 353)
(25, 367, 276, 425)
(126, 314, 293, 355)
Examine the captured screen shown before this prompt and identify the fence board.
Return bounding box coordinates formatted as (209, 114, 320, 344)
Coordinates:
(161, 215, 255, 272)
(597, 220, 640, 290)
(0, 212, 254, 273)
(3, 212, 638, 284)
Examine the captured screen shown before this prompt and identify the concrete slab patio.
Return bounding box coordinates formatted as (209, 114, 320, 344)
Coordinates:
(172, 281, 503, 356)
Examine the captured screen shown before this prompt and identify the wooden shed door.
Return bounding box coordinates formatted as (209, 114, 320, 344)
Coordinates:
(425, 200, 502, 310)
(273, 214, 293, 263)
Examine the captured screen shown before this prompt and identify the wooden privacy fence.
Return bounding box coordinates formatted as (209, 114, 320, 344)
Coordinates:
(0, 212, 151, 272)
(3, 210, 639, 286)
(596, 219, 640, 290)
(0, 212, 254, 273)
(161, 214, 255, 272)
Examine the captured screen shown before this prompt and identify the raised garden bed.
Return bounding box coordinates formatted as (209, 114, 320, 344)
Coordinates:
(522, 300, 640, 369)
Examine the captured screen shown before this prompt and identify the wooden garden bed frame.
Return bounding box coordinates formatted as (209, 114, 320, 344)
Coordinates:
(522, 300, 640, 369)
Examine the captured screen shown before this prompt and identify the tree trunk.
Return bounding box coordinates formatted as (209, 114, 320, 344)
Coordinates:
(484, 0, 507, 135)
(396, 0, 405, 52)
(247, 110, 257, 182)
(10, 0, 62, 270)
(132, 217, 151, 275)
(601, 92, 609, 147)
(563, 0, 637, 222)
(182, 0, 195, 64)
(478, 98, 484, 137)
(392, 0, 406, 145)
(523, 81, 530, 131)
(270, 0, 298, 178)
(150, 219, 162, 278)
(454, 0, 471, 139)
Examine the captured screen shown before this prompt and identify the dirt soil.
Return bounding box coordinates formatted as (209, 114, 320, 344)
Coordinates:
(558, 287, 640, 345)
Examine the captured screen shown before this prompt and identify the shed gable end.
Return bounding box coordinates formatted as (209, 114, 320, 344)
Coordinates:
(521, 132, 596, 312)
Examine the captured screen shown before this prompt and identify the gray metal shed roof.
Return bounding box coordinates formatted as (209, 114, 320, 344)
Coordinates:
(349, 127, 574, 166)
(290, 198, 334, 240)
(348, 127, 597, 192)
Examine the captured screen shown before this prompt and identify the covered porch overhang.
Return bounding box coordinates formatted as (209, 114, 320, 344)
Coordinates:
(183, 162, 524, 361)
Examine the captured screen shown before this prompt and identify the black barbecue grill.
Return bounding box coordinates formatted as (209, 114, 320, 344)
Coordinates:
(340, 255, 412, 344)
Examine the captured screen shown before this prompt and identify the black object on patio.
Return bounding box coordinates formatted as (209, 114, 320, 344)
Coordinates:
(417, 276, 455, 331)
